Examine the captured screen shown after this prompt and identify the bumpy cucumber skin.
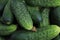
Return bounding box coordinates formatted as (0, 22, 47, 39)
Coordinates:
(0, 37, 4, 40)
(40, 8, 50, 27)
(25, 0, 60, 7)
(0, 24, 17, 36)
(51, 7, 60, 26)
(1, 0, 13, 25)
(0, 0, 8, 17)
(11, 25, 60, 40)
(10, 0, 33, 30)
(27, 6, 41, 27)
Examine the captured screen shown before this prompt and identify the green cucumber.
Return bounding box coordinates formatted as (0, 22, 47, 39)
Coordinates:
(0, 0, 8, 17)
(53, 35, 60, 40)
(1, 0, 13, 25)
(11, 25, 60, 40)
(27, 6, 41, 27)
(40, 8, 50, 27)
(0, 0, 8, 10)
(0, 24, 17, 36)
(25, 0, 60, 7)
(10, 0, 33, 30)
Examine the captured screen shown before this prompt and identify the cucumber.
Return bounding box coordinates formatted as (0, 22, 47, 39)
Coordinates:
(11, 25, 60, 40)
(50, 7, 60, 26)
(0, 24, 17, 36)
(27, 6, 41, 27)
(10, 0, 33, 30)
(40, 8, 50, 27)
(53, 35, 60, 40)
(0, 0, 13, 25)
(0, 37, 4, 40)
(0, 0, 8, 17)
(25, 0, 60, 7)
(0, 0, 8, 10)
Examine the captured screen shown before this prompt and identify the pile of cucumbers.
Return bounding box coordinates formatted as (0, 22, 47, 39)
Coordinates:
(0, 0, 60, 40)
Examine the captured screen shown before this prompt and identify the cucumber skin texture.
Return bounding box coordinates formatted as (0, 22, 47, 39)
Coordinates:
(53, 35, 60, 40)
(25, 0, 60, 7)
(0, 0, 8, 10)
(27, 6, 41, 27)
(40, 8, 50, 27)
(11, 25, 60, 40)
(0, 37, 4, 40)
(10, 0, 33, 30)
(0, 0, 8, 17)
(1, 0, 13, 25)
(51, 7, 60, 26)
(0, 24, 17, 36)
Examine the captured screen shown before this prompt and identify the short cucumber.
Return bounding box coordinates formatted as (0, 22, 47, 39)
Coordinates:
(11, 25, 60, 40)
(10, 0, 33, 30)
(0, 24, 17, 36)
(40, 8, 50, 27)
(1, 0, 13, 25)
(27, 6, 41, 27)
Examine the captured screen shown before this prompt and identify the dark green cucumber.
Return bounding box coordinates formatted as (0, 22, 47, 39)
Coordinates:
(53, 35, 60, 40)
(0, 24, 17, 36)
(11, 25, 60, 40)
(10, 0, 33, 30)
(51, 7, 60, 26)
(0, 0, 8, 17)
(40, 8, 50, 27)
(27, 6, 41, 27)
(25, 0, 60, 7)
(1, 0, 13, 25)
(0, 37, 4, 40)
(0, 0, 8, 10)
